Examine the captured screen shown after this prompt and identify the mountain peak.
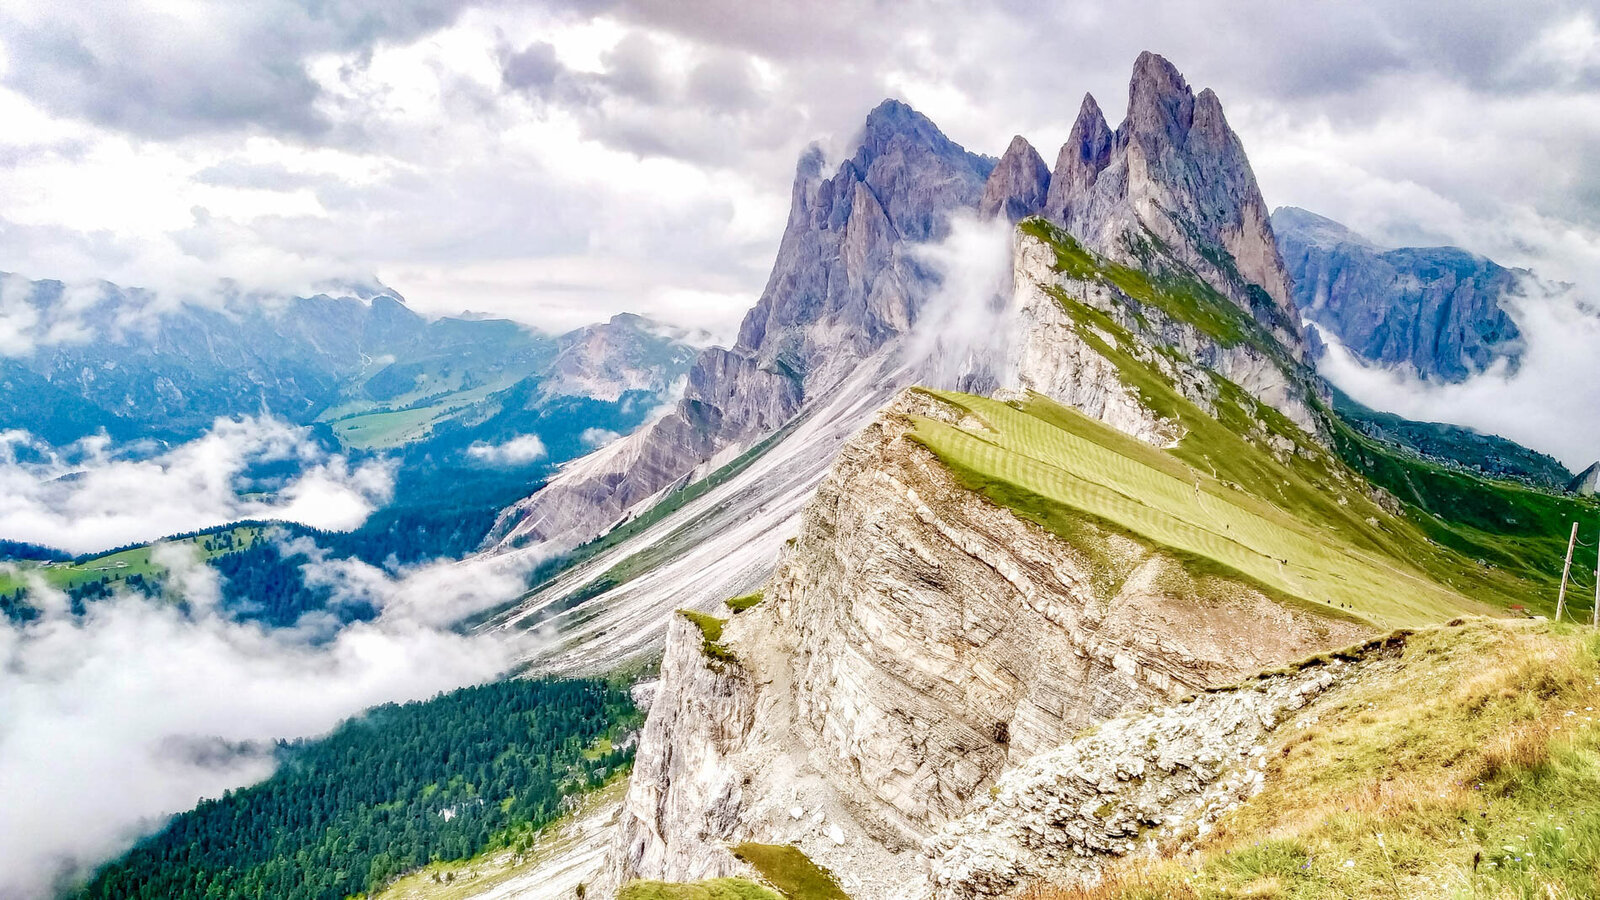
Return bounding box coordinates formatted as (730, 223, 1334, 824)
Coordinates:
(1126, 50, 1196, 145)
(1045, 93, 1114, 222)
(979, 135, 1051, 222)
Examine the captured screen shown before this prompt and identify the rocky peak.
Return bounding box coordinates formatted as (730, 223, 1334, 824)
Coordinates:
(1044, 94, 1113, 224)
(491, 99, 993, 554)
(1046, 53, 1301, 351)
(1124, 50, 1195, 147)
(979, 135, 1052, 222)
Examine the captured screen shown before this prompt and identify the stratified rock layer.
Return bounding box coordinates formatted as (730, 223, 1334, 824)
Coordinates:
(602, 390, 1367, 899)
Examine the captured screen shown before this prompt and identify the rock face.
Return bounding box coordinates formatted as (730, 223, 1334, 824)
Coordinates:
(1272, 206, 1525, 382)
(925, 650, 1395, 898)
(601, 390, 1367, 899)
(1043, 54, 1301, 352)
(979, 136, 1052, 223)
(1002, 225, 1323, 442)
(1569, 461, 1600, 496)
(488, 100, 995, 552)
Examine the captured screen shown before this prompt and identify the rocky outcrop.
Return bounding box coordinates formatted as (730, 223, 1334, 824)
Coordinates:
(490, 101, 994, 552)
(1043, 95, 1113, 227)
(608, 614, 760, 885)
(925, 650, 1394, 898)
(602, 389, 1367, 899)
(1002, 226, 1322, 443)
(1272, 206, 1524, 382)
(1569, 461, 1600, 496)
(979, 137, 1052, 223)
(1044, 54, 1301, 352)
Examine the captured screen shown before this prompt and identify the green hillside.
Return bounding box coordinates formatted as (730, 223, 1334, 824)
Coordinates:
(969, 218, 1600, 626)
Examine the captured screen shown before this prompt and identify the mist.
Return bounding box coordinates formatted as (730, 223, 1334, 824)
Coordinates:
(1317, 282, 1600, 471)
(905, 214, 1018, 389)
(0, 543, 533, 898)
(0, 418, 394, 554)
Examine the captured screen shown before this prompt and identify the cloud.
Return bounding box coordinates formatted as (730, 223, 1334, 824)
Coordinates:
(1316, 280, 1600, 470)
(903, 213, 1017, 389)
(0, 542, 530, 898)
(0, 0, 478, 139)
(580, 427, 622, 448)
(466, 433, 548, 465)
(0, 418, 393, 554)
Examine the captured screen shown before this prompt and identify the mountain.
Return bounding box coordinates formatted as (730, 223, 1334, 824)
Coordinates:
(0, 275, 696, 450)
(479, 53, 1592, 900)
(1040, 54, 1300, 350)
(1271, 206, 1525, 381)
(480, 54, 1328, 677)
(484, 99, 996, 554)
(81, 50, 1600, 900)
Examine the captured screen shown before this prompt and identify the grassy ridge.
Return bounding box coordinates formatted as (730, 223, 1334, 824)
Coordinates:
(0, 525, 263, 596)
(909, 391, 1475, 628)
(1007, 218, 1599, 620)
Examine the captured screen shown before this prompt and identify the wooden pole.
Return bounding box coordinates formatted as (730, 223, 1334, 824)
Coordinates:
(1557, 521, 1578, 622)
(1593, 524, 1599, 627)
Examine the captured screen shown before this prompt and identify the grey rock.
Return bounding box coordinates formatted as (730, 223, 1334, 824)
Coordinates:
(979, 136, 1051, 223)
(490, 100, 994, 552)
(1043, 94, 1113, 226)
(1045, 53, 1301, 350)
(1272, 206, 1524, 382)
(1569, 461, 1600, 496)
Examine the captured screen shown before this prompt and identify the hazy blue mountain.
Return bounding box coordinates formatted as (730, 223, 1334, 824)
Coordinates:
(0, 275, 695, 450)
(1272, 207, 1524, 381)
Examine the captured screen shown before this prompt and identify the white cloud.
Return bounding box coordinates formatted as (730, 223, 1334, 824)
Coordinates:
(904, 213, 1016, 389)
(580, 427, 621, 448)
(1316, 281, 1600, 470)
(0, 418, 393, 554)
(0, 542, 533, 898)
(466, 433, 547, 465)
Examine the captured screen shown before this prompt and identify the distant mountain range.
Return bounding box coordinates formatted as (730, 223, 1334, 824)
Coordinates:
(0, 275, 697, 449)
(1272, 206, 1526, 382)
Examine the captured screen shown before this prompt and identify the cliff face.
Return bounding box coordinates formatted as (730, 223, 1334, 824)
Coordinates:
(489, 101, 994, 552)
(603, 389, 1367, 899)
(1272, 206, 1524, 382)
(1002, 223, 1322, 443)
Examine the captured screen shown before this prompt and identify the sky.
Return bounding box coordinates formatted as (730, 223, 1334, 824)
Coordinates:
(2, 0, 1600, 342)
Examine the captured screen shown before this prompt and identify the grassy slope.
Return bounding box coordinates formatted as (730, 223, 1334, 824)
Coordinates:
(0, 525, 263, 595)
(910, 391, 1475, 628)
(1046, 619, 1600, 900)
(989, 218, 1599, 622)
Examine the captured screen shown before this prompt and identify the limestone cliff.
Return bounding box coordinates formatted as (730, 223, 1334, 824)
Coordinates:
(601, 389, 1368, 899)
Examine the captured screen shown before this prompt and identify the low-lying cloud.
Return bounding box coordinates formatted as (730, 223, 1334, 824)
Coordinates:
(0, 542, 532, 898)
(0, 417, 393, 554)
(466, 433, 548, 466)
(904, 213, 1017, 390)
(1317, 281, 1600, 470)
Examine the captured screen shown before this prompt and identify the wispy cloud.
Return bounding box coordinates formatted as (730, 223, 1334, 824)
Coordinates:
(466, 433, 547, 466)
(1317, 281, 1600, 469)
(0, 417, 393, 554)
(0, 542, 533, 898)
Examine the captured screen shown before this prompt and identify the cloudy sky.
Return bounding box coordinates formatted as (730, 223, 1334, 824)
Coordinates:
(2, 0, 1598, 340)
